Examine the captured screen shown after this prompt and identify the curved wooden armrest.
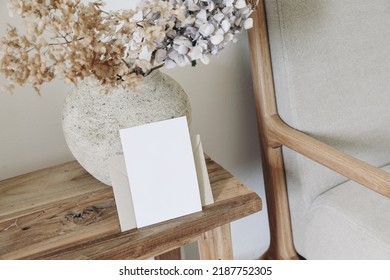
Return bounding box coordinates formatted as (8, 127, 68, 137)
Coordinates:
(267, 114, 390, 198)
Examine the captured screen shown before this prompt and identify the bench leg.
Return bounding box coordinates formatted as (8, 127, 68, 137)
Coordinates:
(198, 223, 233, 260)
(155, 248, 182, 260)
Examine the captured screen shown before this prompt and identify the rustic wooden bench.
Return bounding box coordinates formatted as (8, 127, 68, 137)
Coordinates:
(0, 157, 261, 260)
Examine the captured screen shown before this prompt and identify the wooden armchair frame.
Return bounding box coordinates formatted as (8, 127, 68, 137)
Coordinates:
(248, 0, 390, 260)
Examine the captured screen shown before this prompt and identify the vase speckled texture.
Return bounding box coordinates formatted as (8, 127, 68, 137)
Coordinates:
(62, 71, 191, 186)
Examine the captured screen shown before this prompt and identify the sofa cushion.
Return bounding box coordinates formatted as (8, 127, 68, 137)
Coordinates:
(293, 163, 390, 259)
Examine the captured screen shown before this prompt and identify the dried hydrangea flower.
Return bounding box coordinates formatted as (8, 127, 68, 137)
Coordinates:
(0, 0, 257, 94)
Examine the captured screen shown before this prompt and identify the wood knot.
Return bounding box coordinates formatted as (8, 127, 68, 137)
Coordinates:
(65, 206, 103, 225)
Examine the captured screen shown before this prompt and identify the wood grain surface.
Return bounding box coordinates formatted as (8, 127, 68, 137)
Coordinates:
(0, 157, 261, 259)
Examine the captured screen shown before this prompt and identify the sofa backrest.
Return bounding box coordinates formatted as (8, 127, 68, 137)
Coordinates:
(265, 0, 390, 216)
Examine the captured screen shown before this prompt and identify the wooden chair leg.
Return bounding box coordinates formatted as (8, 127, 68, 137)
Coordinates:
(198, 224, 233, 260)
(248, 0, 298, 260)
(155, 248, 182, 260)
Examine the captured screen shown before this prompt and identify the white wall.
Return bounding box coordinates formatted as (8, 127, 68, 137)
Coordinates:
(0, 0, 269, 259)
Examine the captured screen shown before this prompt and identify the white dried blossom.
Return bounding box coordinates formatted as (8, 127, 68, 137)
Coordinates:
(155, 49, 167, 64)
(210, 29, 224, 45)
(244, 18, 254, 29)
(235, 0, 248, 9)
(223, 0, 235, 7)
(0, 0, 258, 94)
(199, 23, 216, 37)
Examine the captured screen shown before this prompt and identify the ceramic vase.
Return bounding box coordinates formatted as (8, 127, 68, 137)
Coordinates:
(62, 71, 191, 186)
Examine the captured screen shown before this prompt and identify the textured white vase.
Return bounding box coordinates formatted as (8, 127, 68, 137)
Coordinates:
(62, 71, 191, 186)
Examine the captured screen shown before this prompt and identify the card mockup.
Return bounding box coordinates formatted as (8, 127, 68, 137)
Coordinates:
(119, 116, 202, 228)
(109, 132, 212, 231)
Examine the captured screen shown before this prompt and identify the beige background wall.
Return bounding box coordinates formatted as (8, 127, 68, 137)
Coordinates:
(0, 0, 269, 259)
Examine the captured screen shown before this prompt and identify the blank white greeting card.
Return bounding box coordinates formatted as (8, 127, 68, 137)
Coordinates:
(109, 133, 212, 231)
(119, 116, 202, 228)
